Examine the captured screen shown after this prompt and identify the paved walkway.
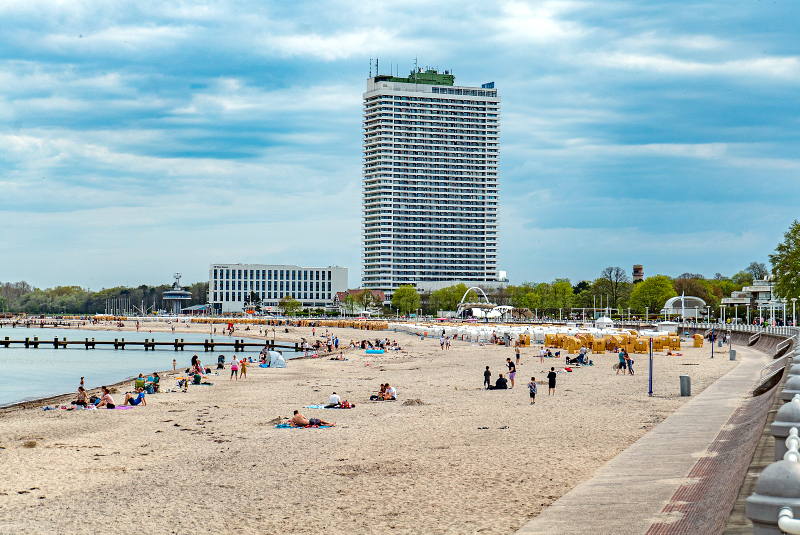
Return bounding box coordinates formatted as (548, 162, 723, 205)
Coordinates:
(517, 345, 770, 535)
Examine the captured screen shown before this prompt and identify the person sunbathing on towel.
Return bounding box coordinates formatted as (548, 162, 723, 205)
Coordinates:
(291, 410, 335, 427)
(124, 387, 147, 406)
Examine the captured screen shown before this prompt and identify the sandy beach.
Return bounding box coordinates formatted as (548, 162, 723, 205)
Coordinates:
(0, 323, 738, 534)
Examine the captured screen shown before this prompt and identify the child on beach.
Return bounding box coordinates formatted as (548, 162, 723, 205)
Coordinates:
(240, 357, 247, 379)
(528, 377, 537, 404)
(484, 366, 491, 389)
(173, 359, 177, 372)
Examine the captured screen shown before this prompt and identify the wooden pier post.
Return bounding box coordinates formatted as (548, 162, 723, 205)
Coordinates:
(121, 338, 125, 349)
(85, 338, 90, 350)
(180, 338, 184, 351)
(54, 337, 59, 349)
(174, 338, 179, 351)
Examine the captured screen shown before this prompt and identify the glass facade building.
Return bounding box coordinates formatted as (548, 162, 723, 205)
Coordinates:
(208, 264, 348, 313)
(362, 68, 500, 297)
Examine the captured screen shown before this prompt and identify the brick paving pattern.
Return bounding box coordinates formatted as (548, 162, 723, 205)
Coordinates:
(645, 388, 774, 535)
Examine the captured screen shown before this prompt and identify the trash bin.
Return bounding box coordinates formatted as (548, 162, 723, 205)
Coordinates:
(730, 349, 736, 361)
(680, 375, 691, 396)
(718, 340, 723, 347)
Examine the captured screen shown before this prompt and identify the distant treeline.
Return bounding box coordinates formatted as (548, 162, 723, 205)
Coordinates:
(0, 281, 208, 315)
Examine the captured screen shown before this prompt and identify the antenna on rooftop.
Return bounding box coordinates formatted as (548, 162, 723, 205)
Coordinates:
(369, 57, 372, 78)
(414, 57, 418, 84)
(376, 57, 379, 75)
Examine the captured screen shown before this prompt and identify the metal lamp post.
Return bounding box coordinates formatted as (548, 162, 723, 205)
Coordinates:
(706, 306, 711, 324)
(792, 298, 797, 327)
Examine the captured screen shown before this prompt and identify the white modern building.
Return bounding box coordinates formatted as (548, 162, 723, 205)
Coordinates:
(208, 264, 348, 314)
(362, 66, 501, 298)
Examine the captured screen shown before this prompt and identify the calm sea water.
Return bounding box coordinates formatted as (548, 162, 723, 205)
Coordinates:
(0, 326, 272, 406)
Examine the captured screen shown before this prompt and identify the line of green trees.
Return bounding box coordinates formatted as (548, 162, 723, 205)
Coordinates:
(0, 281, 208, 315)
(9, 219, 800, 318)
(388, 262, 769, 318)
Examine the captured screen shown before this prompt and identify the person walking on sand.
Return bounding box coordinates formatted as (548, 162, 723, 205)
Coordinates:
(484, 366, 492, 389)
(528, 377, 537, 404)
(540, 346, 545, 363)
(230, 356, 240, 381)
(445, 337, 450, 350)
(626, 353, 635, 375)
(173, 359, 177, 372)
(240, 357, 247, 379)
(506, 357, 516, 389)
(515, 344, 522, 366)
(547, 367, 557, 395)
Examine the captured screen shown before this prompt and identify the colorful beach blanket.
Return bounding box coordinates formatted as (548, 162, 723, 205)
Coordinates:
(275, 422, 331, 429)
(304, 405, 326, 409)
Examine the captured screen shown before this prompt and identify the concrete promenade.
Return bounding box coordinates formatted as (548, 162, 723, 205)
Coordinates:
(517, 345, 771, 535)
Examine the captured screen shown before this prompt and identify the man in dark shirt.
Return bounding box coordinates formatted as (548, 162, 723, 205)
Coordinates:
(547, 367, 557, 395)
(484, 366, 491, 389)
(506, 357, 517, 389)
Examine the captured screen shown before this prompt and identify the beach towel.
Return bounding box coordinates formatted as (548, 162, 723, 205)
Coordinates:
(304, 405, 327, 409)
(275, 422, 331, 429)
(114, 406, 135, 410)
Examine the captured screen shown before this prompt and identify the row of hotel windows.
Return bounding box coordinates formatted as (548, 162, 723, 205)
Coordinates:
(214, 280, 332, 292)
(213, 268, 331, 281)
(213, 292, 332, 302)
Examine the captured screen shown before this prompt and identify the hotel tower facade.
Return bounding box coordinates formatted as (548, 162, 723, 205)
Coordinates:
(362, 67, 501, 298)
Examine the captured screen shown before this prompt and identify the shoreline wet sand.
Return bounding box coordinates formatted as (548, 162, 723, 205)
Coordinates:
(0, 323, 737, 534)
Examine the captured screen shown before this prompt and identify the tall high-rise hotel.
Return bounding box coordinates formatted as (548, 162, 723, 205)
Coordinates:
(362, 67, 500, 297)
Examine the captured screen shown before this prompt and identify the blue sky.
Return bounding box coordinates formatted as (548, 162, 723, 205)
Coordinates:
(1, 0, 798, 289)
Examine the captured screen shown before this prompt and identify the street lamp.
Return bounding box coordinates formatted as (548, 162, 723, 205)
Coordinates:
(793, 298, 797, 327)
(645, 307, 649, 322)
(706, 306, 711, 323)
(720, 304, 725, 324)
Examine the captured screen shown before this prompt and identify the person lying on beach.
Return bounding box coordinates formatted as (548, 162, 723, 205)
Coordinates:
(330, 352, 346, 360)
(96, 386, 116, 409)
(73, 386, 88, 406)
(291, 410, 335, 427)
(124, 388, 147, 406)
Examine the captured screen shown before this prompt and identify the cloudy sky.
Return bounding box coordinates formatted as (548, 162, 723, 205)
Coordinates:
(1, 0, 798, 289)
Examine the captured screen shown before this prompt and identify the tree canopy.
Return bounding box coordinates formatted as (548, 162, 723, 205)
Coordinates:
(628, 275, 677, 314)
(279, 295, 302, 316)
(770, 220, 800, 299)
(391, 285, 420, 315)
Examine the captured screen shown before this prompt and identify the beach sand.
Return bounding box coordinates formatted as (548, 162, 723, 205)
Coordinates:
(0, 324, 737, 534)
